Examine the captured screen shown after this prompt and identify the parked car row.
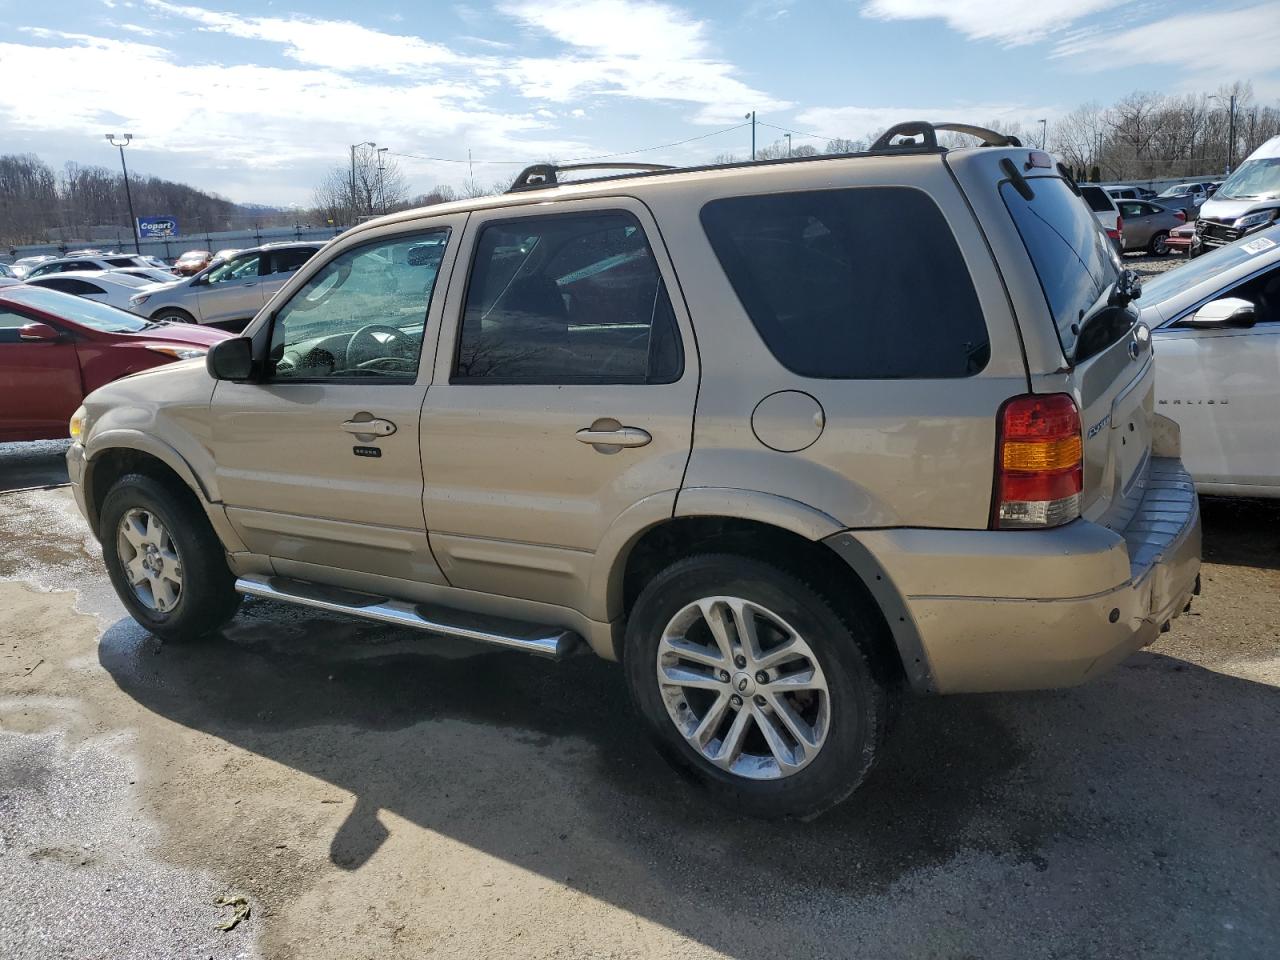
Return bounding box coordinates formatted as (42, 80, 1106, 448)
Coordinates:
(1192, 135, 1280, 257)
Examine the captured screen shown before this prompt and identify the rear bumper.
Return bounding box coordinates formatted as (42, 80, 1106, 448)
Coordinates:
(833, 458, 1201, 694)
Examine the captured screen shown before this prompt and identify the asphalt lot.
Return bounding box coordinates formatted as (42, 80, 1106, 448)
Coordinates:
(2, 272, 1278, 959)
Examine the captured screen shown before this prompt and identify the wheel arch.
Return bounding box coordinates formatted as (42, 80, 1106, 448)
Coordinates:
(84, 433, 220, 542)
(612, 514, 921, 689)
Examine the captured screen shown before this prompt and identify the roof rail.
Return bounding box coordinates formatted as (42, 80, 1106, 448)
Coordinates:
(869, 121, 1022, 151)
(508, 161, 675, 193)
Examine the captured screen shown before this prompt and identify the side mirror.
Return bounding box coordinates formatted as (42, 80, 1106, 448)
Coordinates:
(18, 322, 60, 342)
(206, 337, 255, 381)
(1182, 297, 1256, 329)
(1108, 268, 1142, 308)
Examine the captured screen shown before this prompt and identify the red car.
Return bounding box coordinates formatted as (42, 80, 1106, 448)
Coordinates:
(173, 249, 213, 276)
(0, 285, 231, 442)
(1165, 221, 1197, 255)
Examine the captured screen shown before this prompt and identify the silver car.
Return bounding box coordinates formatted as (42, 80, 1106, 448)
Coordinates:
(1116, 200, 1187, 256)
(128, 242, 325, 327)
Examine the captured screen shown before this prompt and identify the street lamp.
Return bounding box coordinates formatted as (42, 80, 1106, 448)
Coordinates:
(784, 133, 792, 158)
(376, 146, 389, 214)
(104, 133, 141, 254)
(1207, 94, 1237, 175)
(1039, 119, 1047, 150)
(744, 111, 756, 161)
(349, 140, 376, 219)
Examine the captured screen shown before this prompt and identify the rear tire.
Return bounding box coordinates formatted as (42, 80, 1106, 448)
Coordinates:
(100, 473, 240, 642)
(1149, 231, 1170, 256)
(151, 307, 196, 324)
(623, 553, 891, 820)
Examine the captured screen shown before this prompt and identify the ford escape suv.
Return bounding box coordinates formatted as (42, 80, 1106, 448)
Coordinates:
(67, 122, 1202, 819)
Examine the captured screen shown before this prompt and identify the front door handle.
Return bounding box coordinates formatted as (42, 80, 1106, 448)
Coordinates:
(342, 417, 397, 438)
(575, 425, 651, 448)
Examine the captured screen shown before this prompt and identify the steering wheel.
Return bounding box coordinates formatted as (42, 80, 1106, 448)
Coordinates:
(345, 324, 415, 370)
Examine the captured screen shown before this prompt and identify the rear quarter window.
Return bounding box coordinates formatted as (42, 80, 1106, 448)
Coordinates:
(699, 187, 990, 379)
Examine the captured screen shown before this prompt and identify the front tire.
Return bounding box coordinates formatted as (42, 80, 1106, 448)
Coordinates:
(100, 473, 241, 642)
(151, 307, 197, 324)
(623, 554, 891, 819)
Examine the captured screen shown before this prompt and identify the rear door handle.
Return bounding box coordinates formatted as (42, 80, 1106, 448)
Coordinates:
(575, 426, 651, 448)
(342, 417, 397, 437)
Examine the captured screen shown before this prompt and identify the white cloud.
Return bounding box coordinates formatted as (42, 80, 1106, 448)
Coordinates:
(1053, 2, 1280, 81)
(500, 0, 787, 122)
(145, 0, 484, 75)
(502, 0, 708, 59)
(0, 30, 581, 188)
(861, 0, 1123, 45)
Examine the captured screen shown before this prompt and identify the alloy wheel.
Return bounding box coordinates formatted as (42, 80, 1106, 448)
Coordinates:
(656, 596, 831, 780)
(117, 508, 184, 614)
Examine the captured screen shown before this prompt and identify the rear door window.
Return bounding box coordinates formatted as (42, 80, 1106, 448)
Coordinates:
(454, 211, 682, 383)
(699, 187, 989, 378)
(267, 247, 316, 276)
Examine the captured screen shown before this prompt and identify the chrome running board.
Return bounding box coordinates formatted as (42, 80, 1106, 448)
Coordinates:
(234, 574, 580, 659)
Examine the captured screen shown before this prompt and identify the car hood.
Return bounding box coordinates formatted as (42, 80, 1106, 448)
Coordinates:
(135, 278, 187, 294)
(113, 323, 232, 348)
(1199, 197, 1280, 222)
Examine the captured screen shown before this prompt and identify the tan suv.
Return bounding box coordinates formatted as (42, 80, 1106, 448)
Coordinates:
(67, 122, 1202, 818)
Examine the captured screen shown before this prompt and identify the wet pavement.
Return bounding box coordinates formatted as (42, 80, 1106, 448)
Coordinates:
(1, 441, 1278, 959)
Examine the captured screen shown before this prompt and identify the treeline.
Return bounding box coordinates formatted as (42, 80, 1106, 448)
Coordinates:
(1050, 82, 1279, 182)
(0, 154, 296, 246)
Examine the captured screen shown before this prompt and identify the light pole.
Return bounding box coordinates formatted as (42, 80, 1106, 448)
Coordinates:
(1039, 119, 1047, 150)
(349, 140, 376, 219)
(1208, 94, 1237, 175)
(105, 133, 140, 254)
(744, 111, 756, 161)
(784, 133, 792, 158)
(377, 146, 389, 214)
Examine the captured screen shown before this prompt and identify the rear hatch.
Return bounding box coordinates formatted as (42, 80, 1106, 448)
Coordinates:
(997, 171, 1153, 531)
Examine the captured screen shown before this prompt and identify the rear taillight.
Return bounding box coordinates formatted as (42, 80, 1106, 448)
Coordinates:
(993, 394, 1083, 529)
(1174, 210, 1186, 223)
(1107, 216, 1123, 241)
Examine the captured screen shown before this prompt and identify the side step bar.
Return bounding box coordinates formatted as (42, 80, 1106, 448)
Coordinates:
(234, 574, 581, 659)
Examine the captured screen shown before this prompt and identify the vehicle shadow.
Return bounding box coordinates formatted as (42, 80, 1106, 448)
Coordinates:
(0, 439, 70, 491)
(1200, 495, 1280, 570)
(98, 600, 1280, 957)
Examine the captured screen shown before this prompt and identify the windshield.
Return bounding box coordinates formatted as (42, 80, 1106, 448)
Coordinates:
(6, 286, 149, 332)
(1158, 184, 1194, 197)
(1001, 176, 1121, 361)
(1217, 157, 1280, 200)
(1142, 224, 1280, 305)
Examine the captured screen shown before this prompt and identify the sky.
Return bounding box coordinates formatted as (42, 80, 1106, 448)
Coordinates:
(1, 0, 1278, 207)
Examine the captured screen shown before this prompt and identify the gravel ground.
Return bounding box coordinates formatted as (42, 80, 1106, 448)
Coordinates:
(1, 322, 1278, 959)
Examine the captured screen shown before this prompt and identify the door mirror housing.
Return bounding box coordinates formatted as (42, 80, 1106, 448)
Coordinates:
(206, 337, 255, 381)
(1182, 297, 1256, 329)
(18, 322, 60, 342)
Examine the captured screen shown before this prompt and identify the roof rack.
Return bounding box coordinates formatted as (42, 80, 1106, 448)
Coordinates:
(869, 121, 1022, 151)
(508, 161, 675, 193)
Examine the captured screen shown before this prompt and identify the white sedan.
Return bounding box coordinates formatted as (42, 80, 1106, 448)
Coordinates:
(23, 270, 153, 310)
(1142, 224, 1280, 497)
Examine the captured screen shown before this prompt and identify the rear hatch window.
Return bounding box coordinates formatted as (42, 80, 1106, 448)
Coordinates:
(1001, 176, 1125, 362)
(1079, 186, 1115, 213)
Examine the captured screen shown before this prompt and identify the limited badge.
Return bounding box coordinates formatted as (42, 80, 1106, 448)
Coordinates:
(353, 446, 382, 458)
